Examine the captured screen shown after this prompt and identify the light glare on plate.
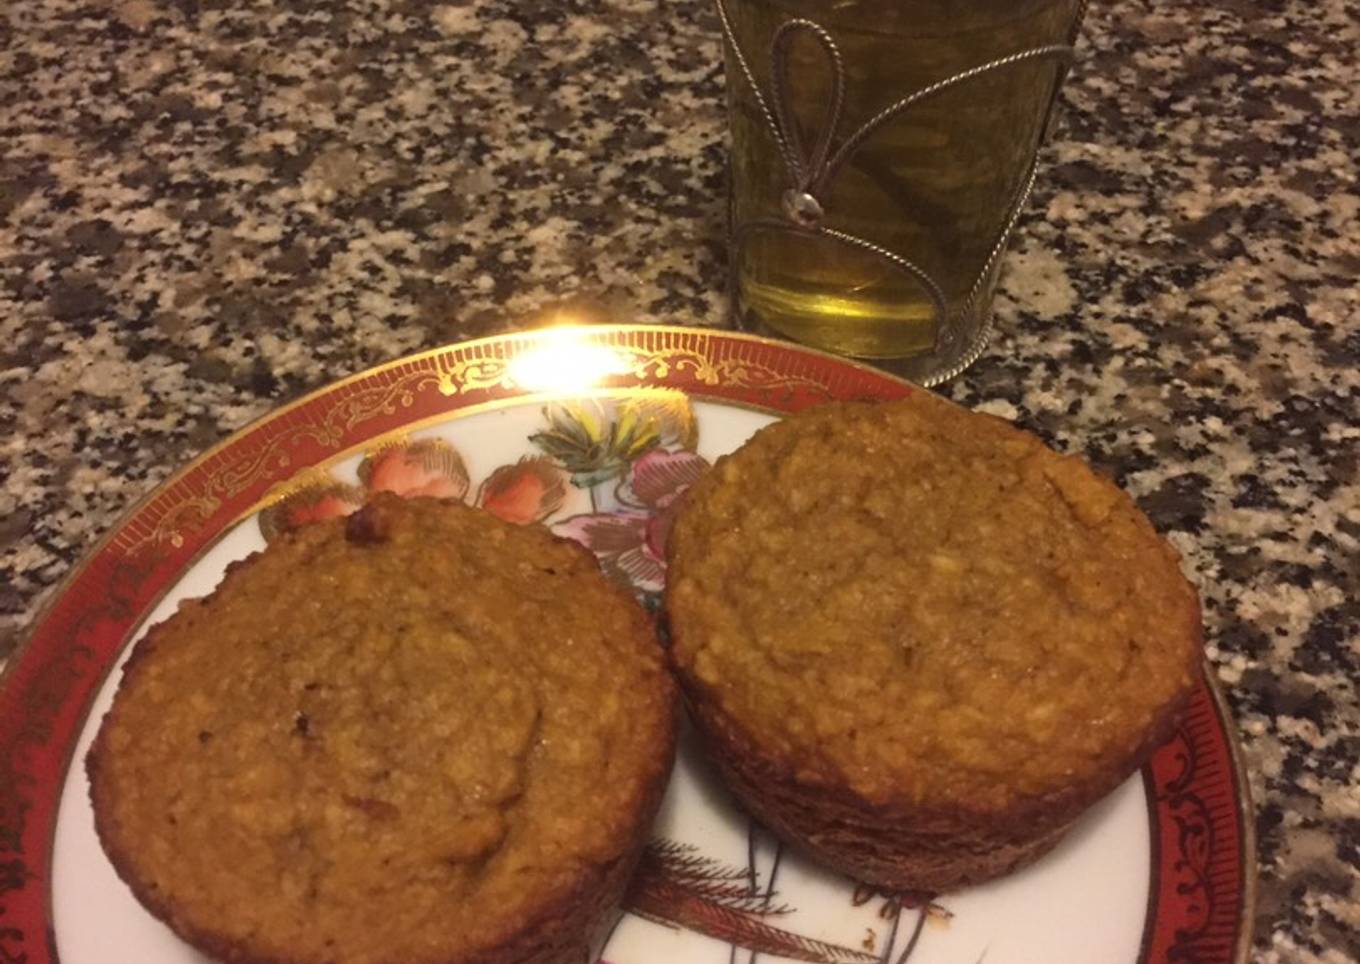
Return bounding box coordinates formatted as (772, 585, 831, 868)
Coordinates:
(506, 327, 631, 393)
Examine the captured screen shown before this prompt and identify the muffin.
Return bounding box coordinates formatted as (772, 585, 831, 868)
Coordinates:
(665, 396, 1201, 892)
(87, 494, 676, 964)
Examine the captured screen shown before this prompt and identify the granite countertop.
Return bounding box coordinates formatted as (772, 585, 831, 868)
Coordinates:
(1, 0, 1356, 960)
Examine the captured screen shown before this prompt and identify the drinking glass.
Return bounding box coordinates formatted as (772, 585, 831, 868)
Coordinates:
(720, 0, 1088, 384)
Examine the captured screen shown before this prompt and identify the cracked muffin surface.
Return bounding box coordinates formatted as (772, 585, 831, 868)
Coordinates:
(87, 493, 676, 964)
(665, 396, 1201, 888)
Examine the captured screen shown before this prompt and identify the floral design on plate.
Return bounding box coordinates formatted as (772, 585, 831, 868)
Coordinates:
(623, 837, 947, 964)
(529, 392, 698, 488)
(529, 393, 709, 598)
(607, 812, 952, 964)
(256, 474, 366, 542)
(259, 391, 711, 604)
(257, 437, 568, 538)
(552, 448, 707, 594)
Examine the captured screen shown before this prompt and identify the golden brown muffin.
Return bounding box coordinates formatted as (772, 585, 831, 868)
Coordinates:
(665, 396, 1201, 892)
(88, 494, 676, 964)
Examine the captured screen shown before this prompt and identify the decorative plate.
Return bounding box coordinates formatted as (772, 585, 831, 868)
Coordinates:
(0, 325, 1254, 964)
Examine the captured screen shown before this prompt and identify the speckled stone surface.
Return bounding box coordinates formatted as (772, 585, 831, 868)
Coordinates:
(0, 0, 1356, 960)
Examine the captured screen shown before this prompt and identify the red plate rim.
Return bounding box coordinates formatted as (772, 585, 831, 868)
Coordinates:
(0, 324, 1255, 963)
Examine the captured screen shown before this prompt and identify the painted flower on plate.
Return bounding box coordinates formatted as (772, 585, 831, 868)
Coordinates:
(258, 438, 567, 540)
(553, 448, 709, 593)
(530, 392, 697, 487)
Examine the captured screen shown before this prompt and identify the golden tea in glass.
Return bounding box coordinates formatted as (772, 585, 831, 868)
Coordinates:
(722, 0, 1084, 382)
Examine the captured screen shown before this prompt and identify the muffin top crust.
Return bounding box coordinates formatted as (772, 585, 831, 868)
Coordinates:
(667, 397, 1201, 815)
(89, 494, 675, 964)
